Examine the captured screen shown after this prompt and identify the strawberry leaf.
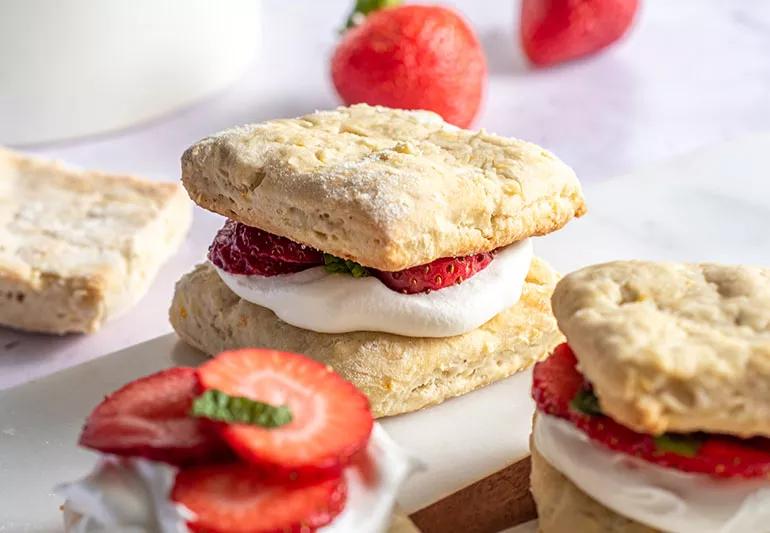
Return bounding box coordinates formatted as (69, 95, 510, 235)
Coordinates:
(342, 0, 402, 31)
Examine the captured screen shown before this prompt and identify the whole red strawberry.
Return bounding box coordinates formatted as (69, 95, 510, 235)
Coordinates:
(521, 0, 639, 67)
(332, 2, 487, 128)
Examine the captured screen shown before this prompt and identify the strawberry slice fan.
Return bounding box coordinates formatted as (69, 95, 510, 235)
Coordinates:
(209, 220, 498, 294)
(78, 348, 377, 532)
(533, 344, 770, 479)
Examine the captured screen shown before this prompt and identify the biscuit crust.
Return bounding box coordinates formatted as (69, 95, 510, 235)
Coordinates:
(0, 148, 191, 334)
(552, 261, 770, 438)
(182, 104, 585, 271)
(530, 439, 659, 533)
(170, 258, 563, 418)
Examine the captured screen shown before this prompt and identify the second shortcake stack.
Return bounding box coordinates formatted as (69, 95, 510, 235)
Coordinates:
(531, 261, 770, 532)
(171, 104, 585, 417)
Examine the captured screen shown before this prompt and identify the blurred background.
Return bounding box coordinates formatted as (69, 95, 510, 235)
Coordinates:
(3, 0, 769, 184)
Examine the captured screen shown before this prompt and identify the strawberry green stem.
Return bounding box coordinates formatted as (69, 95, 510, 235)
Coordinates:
(342, 0, 402, 30)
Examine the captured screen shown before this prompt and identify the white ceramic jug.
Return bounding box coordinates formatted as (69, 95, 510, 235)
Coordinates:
(0, 0, 261, 145)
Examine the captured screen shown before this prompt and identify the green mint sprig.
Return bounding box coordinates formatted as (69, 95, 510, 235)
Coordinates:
(570, 388, 603, 416)
(323, 254, 369, 278)
(653, 434, 704, 458)
(191, 389, 292, 428)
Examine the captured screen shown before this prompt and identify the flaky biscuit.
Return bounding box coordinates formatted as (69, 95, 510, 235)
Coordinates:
(182, 104, 585, 271)
(530, 439, 659, 533)
(552, 261, 770, 438)
(0, 148, 191, 334)
(170, 257, 562, 417)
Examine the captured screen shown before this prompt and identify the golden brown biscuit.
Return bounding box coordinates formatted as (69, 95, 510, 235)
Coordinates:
(552, 261, 770, 438)
(182, 104, 585, 271)
(170, 257, 563, 417)
(0, 148, 191, 334)
(530, 439, 659, 533)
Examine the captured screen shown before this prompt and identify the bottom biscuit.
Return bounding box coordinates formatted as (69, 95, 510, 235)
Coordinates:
(530, 440, 659, 533)
(170, 258, 562, 418)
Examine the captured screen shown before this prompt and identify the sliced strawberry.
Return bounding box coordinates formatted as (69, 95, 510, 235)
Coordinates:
(208, 220, 323, 276)
(197, 349, 374, 477)
(173, 463, 346, 533)
(79, 368, 229, 466)
(532, 342, 584, 416)
(374, 251, 495, 294)
(533, 344, 770, 478)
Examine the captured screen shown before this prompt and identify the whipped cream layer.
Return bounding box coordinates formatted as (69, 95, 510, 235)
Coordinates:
(534, 413, 770, 533)
(215, 239, 533, 337)
(58, 424, 418, 533)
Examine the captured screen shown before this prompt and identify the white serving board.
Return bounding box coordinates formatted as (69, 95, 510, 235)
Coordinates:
(1, 133, 770, 531)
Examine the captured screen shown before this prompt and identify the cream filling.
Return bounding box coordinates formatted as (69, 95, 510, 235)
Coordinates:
(534, 413, 770, 533)
(57, 424, 418, 533)
(214, 239, 533, 338)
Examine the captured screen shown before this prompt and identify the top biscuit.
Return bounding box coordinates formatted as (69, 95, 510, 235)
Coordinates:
(182, 104, 585, 270)
(552, 261, 770, 438)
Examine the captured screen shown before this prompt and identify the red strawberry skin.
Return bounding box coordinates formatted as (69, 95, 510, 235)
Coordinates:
(79, 368, 229, 466)
(208, 220, 323, 276)
(533, 344, 770, 478)
(521, 0, 639, 67)
(197, 349, 374, 478)
(374, 251, 495, 294)
(173, 463, 346, 533)
(332, 5, 487, 128)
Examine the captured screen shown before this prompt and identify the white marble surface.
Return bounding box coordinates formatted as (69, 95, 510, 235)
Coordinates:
(2, 0, 770, 388)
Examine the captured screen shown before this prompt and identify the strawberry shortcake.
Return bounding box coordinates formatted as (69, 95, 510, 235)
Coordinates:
(531, 261, 770, 532)
(170, 104, 585, 417)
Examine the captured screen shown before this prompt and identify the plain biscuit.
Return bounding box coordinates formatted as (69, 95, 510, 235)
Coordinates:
(170, 257, 563, 417)
(552, 260, 770, 438)
(0, 148, 192, 334)
(182, 104, 585, 271)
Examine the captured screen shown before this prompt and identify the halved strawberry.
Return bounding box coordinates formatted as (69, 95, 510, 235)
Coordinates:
(533, 344, 770, 478)
(208, 220, 323, 276)
(531, 342, 584, 416)
(197, 349, 374, 477)
(79, 368, 229, 466)
(173, 463, 346, 533)
(374, 251, 495, 294)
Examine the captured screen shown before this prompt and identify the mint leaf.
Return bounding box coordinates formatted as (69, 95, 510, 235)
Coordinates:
(323, 254, 369, 278)
(570, 388, 603, 416)
(653, 434, 704, 457)
(191, 389, 292, 428)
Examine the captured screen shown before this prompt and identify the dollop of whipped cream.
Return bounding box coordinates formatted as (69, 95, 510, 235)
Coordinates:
(57, 424, 418, 533)
(56, 457, 191, 533)
(534, 413, 770, 533)
(215, 239, 533, 338)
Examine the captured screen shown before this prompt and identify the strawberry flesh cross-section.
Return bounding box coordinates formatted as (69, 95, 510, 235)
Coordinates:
(208, 219, 497, 293)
